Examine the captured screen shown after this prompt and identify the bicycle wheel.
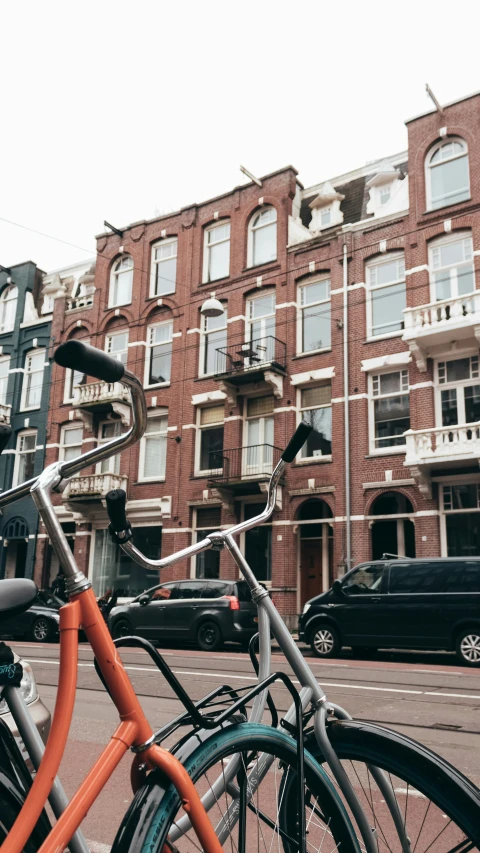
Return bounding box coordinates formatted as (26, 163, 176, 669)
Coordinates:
(115, 723, 361, 853)
(307, 719, 480, 852)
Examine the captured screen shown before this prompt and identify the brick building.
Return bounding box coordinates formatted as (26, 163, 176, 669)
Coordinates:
(35, 90, 480, 625)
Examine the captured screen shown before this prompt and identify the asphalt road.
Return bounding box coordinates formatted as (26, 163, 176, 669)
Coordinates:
(10, 640, 480, 849)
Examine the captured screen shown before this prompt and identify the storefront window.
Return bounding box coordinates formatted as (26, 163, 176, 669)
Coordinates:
(92, 526, 161, 597)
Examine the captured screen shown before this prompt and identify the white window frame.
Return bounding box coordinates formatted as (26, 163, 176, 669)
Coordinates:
(247, 206, 277, 268)
(246, 291, 276, 355)
(190, 507, 223, 579)
(296, 383, 332, 462)
(109, 255, 133, 308)
(203, 222, 231, 283)
(0, 285, 18, 334)
(195, 405, 225, 476)
(150, 238, 178, 297)
(105, 330, 129, 365)
(366, 252, 406, 340)
(439, 479, 480, 556)
(320, 207, 331, 227)
(20, 348, 45, 411)
(96, 420, 122, 475)
(199, 305, 228, 377)
(426, 138, 470, 212)
(379, 185, 391, 206)
(144, 320, 174, 388)
(242, 395, 275, 476)
(435, 353, 480, 427)
(13, 429, 37, 487)
(60, 423, 83, 463)
(63, 338, 90, 403)
(428, 232, 475, 303)
(368, 368, 410, 455)
(138, 409, 168, 482)
(296, 277, 331, 355)
(0, 356, 10, 406)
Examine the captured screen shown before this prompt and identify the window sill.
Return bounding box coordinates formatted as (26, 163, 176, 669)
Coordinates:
(242, 261, 280, 274)
(20, 406, 41, 413)
(293, 456, 332, 466)
(199, 274, 230, 287)
(135, 478, 166, 485)
(365, 330, 404, 343)
(146, 291, 176, 301)
(105, 302, 133, 311)
(365, 448, 406, 458)
(191, 472, 223, 480)
(292, 349, 332, 360)
(145, 382, 171, 390)
(422, 197, 471, 216)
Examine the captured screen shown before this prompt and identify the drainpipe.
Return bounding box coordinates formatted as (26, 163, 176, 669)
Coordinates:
(343, 238, 351, 573)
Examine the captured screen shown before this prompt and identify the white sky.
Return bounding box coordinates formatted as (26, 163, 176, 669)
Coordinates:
(1, 0, 479, 272)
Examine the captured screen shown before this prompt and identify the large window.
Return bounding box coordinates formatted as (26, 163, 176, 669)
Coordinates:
(203, 223, 230, 282)
(442, 483, 480, 557)
(139, 412, 168, 481)
(109, 255, 133, 307)
(246, 292, 276, 363)
(0, 357, 10, 405)
(244, 395, 274, 475)
(366, 254, 406, 338)
(427, 138, 470, 211)
(197, 405, 224, 473)
(21, 349, 45, 410)
(194, 507, 222, 579)
(200, 305, 228, 376)
(150, 238, 177, 296)
(64, 337, 90, 402)
(92, 526, 161, 597)
(298, 279, 331, 353)
(98, 421, 122, 475)
(105, 331, 129, 365)
(146, 321, 173, 386)
(437, 355, 480, 427)
(14, 430, 37, 486)
(371, 369, 410, 451)
(429, 233, 474, 302)
(0, 286, 17, 334)
(248, 207, 277, 267)
(60, 424, 83, 462)
(299, 384, 332, 459)
(243, 503, 271, 583)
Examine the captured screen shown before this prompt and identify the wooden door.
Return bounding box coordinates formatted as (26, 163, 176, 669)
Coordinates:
(301, 540, 323, 606)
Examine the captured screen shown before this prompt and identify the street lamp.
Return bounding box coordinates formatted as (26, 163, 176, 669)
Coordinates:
(200, 293, 224, 318)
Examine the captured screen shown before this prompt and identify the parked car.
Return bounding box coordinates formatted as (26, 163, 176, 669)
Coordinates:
(0, 591, 62, 642)
(0, 654, 51, 766)
(108, 579, 259, 651)
(299, 558, 480, 666)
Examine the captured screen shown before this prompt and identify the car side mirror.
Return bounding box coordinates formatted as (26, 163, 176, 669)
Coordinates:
(138, 594, 150, 606)
(333, 579, 345, 598)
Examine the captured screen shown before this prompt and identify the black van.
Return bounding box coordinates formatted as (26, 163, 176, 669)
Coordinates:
(298, 559, 480, 666)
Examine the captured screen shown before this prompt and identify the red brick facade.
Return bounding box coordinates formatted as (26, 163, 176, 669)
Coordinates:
(36, 92, 480, 626)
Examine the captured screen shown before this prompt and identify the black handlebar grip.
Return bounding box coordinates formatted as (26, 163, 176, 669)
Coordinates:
(54, 341, 125, 384)
(0, 424, 12, 455)
(105, 489, 129, 532)
(281, 421, 313, 463)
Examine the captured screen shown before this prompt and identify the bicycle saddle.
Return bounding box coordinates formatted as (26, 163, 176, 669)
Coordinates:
(0, 578, 37, 620)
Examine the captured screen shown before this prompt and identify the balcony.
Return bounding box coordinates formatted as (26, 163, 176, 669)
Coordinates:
(403, 292, 480, 371)
(64, 473, 128, 501)
(214, 336, 286, 401)
(73, 381, 130, 422)
(404, 423, 480, 497)
(207, 445, 283, 497)
(66, 294, 94, 312)
(0, 403, 11, 424)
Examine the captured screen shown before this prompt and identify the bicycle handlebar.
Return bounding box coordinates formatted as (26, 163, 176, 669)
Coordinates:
(54, 340, 125, 384)
(281, 421, 313, 463)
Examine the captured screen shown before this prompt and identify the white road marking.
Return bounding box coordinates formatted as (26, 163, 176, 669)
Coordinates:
(24, 660, 480, 700)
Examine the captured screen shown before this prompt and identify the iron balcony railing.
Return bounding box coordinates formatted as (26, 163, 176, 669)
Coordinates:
(214, 336, 286, 378)
(207, 444, 283, 482)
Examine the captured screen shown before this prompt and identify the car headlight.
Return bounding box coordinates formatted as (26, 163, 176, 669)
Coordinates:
(302, 603, 311, 615)
(0, 661, 38, 714)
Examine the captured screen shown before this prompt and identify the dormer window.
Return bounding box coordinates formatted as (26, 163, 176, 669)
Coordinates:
(321, 207, 331, 227)
(379, 185, 391, 205)
(366, 161, 405, 217)
(308, 182, 344, 233)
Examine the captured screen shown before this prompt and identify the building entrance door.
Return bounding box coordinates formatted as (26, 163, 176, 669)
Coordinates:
(300, 540, 322, 605)
(297, 499, 333, 609)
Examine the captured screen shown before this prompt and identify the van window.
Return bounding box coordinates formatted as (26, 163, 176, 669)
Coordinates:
(389, 562, 445, 594)
(343, 564, 385, 595)
(202, 582, 232, 598)
(173, 581, 207, 599)
(440, 562, 480, 593)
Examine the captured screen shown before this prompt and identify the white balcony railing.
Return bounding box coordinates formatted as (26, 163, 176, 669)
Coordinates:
(73, 381, 130, 408)
(404, 422, 480, 466)
(66, 295, 94, 312)
(0, 403, 12, 424)
(403, 291, 480, 337)
(64, 473, 128, 499)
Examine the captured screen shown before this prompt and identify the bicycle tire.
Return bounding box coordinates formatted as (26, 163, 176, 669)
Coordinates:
(0, 775, 49, 851)
(114, 723, 361, 853)
(307, 719, 480, 851)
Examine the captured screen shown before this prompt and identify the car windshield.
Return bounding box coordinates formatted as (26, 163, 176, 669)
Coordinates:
(37, 591, 64, 609)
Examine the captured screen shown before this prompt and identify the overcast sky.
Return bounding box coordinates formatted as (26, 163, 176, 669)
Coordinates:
(1, 0, 479, 273)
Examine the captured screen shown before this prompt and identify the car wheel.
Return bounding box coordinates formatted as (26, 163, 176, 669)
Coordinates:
(197, 621, 223, 652)
(31, 618, 53, 643)
(310, 624, 341, 658)
(455, 628, 480, 666)
(111, 619, 132, 640)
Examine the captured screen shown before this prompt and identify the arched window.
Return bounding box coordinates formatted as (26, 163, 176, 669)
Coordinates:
(109, 255, 133, 307)
(370, 491, 415, 560)
(426, 138, 470, 211)
(248, 207, 277, 267)
(0, 285, 18, 334)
